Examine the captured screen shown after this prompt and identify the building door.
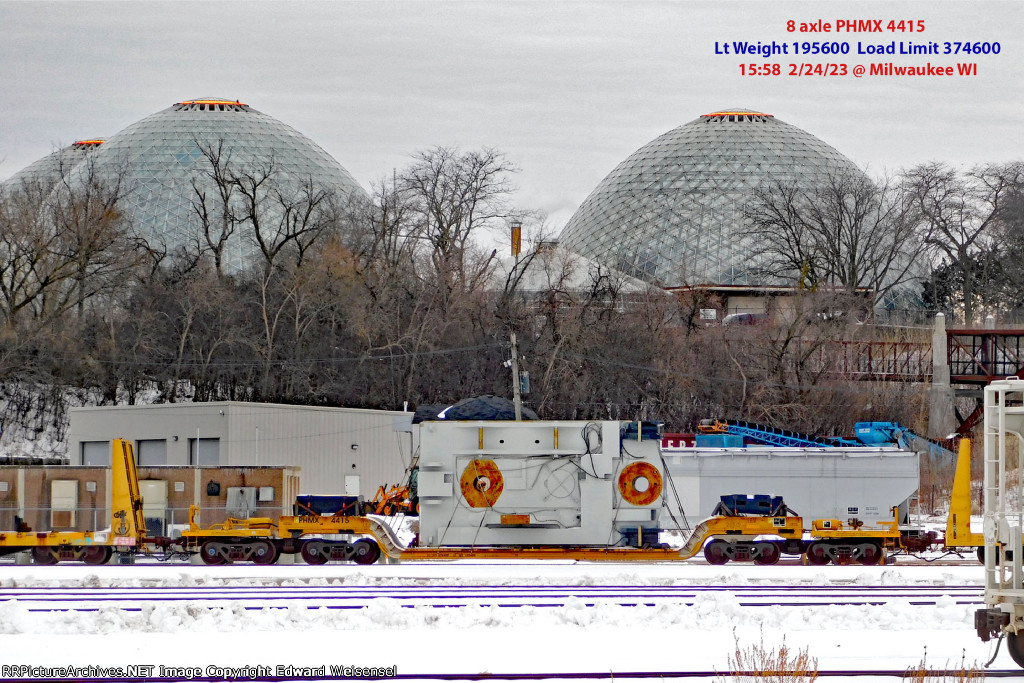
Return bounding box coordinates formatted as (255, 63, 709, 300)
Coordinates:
(345, 475, 360, 496)
(140, 480, 168, 535)
(51, 480, 78, 529)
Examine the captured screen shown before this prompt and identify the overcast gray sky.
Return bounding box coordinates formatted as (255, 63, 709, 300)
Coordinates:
(1, 1, 1021, 232)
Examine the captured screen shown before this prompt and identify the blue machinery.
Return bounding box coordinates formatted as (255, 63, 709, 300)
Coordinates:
(697, 419, 956, 463)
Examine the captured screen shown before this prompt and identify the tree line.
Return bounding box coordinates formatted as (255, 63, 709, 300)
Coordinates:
(0, 142, 1022, 454)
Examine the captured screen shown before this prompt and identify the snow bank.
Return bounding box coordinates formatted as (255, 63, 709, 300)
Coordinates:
(0, 560, 1008, 674)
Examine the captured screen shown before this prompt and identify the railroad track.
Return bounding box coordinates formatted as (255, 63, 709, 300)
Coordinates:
(0, 669, 1018, 682)
(0, 552, 985, 567)
(0, 583, 983, 611)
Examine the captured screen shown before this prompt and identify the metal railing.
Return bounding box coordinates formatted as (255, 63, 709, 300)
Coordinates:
(825, 339, 933, 381)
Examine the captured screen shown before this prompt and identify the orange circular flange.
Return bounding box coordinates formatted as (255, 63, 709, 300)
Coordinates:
(460, 459, 504, 508)
(618, 462, 663, 506)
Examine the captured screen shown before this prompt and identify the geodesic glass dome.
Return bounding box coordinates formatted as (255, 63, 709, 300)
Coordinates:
(7, 97, 368, 272)
(2, 139, 105, 192)
(557, 109, 865, 288)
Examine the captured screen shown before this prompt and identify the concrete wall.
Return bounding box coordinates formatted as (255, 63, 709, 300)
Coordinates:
(68, 402, 414, 496)
(726, 295, 769, 315)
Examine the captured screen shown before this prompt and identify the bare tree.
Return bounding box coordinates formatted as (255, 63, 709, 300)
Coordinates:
(49, 154, 146, 316)
(743, 170, 919, 306)
(399, 147, 516, 297)
(327, 148, 522, 406)
(0, 177, 63, 326)
(905, 161, 1024, 323)
(190, 139, 241, 276)
(0, 149, 152, 443)
(348, 175, 417, 274)
(156, 262, 244, 402)
(985, 179, 1024, 317)
(0, 154, 144, 328)
(189, 141, 346, 276)
(183, 142, 354, 397)
(229, 160, 341, 274)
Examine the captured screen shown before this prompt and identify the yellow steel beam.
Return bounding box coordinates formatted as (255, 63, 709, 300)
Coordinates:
(946, 438, 984, 548)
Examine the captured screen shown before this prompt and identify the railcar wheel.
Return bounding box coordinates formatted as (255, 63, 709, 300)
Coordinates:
(858, 543, 882, 566)
(200, 541, 227, 565)
(352, 539, 381, 565)
(31, 548, 58, 565)
(975, 546, 1008, 564)
(300, 541, 328, 565)
(753, 542, 781, 565)
(251, 540, 279, 565)
(1007, 630, 1024, 668)
(82, 546, 113, 565)
(805, 542, 829, 566)
(703, 540, 729, 565)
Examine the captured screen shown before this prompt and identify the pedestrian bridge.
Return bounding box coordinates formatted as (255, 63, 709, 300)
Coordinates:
(825, 328, 1024, 435)
(827, 329, 1024, 385)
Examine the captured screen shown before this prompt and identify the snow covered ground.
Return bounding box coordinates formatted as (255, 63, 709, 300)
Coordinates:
(0, 557, 1010, 681)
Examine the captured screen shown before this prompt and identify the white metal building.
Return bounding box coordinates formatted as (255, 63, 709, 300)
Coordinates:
(68, 402, 415, 496)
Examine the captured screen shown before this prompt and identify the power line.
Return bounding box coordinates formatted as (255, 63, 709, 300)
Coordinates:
(9, 342, 503, 370)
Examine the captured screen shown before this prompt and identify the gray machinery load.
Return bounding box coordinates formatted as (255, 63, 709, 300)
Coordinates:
(417, 420, 664, 547)
(660, 445, 919, 529)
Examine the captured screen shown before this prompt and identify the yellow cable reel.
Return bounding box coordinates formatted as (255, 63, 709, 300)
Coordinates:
(617, 461, 663, 506)
(460, 459, 504, 507)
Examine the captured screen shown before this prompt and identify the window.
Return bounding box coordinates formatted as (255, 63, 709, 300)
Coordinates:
(136, 439, 167, 466)
(189, 438, 220, 466)
(81, 441, 110, 467)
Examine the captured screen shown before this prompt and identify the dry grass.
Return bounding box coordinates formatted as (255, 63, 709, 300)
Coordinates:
(718, 631, 818, 682)
(905, 650, 984, 682)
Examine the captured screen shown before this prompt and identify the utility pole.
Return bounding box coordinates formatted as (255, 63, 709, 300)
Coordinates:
(509, 219, 524, 422)
(510, 331, 523, 421)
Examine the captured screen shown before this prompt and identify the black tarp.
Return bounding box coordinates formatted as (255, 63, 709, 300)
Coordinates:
(413, 395, 538, 422)
(411, 404, 448, 424)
